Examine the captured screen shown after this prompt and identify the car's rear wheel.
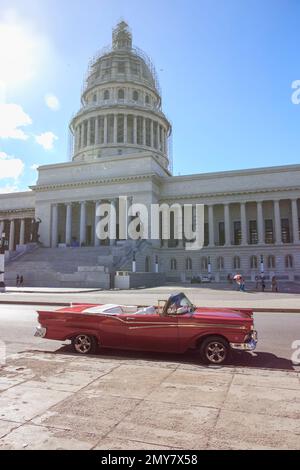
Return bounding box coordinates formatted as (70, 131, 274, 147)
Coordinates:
(200, 336, 230, 365)
(72, 334, 97, 355)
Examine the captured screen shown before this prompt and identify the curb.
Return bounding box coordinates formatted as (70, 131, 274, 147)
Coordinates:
(0, 299, 299, 312)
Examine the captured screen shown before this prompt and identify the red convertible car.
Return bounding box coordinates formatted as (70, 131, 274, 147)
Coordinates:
(35, 292, 257, 365)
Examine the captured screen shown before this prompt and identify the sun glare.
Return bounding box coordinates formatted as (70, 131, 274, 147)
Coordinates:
(0, 20, 43, 91)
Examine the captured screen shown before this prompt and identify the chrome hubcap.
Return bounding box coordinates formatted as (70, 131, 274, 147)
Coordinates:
(206, 342, 226, 363)
(74, 335, 92, 354)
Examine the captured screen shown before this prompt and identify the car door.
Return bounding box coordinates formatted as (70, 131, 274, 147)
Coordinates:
(124, 311, 179, 353)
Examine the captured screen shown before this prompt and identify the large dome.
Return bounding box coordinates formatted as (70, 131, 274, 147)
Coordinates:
(70, 21, 172, 172)
(82, 22, 161, 103)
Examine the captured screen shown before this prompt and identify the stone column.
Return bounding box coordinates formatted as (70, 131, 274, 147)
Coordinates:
(95, 117, 99, 145)
(257, 201, 264, 245)
(133, 116, 137, 144)
(19, 219, 25, 246)
(240, 202, 247, 245)
(9, 220, 15, 251)
(142, 117, 146, 146)
(224, 204, 231, 246)
(65, 203, 72, 246)
(109, 199, 117, 246)
(124, 114, 127, 144)
(291, 199, 299, 243)
(87, 119, 91, 146)
(157, 125, 161, 151)
(274, 200, 282, 244)
(81, 123, 85, 149)
(208, 205, 215, 247)
(104, 116, 108, 144)
(113, 114, 118, 144)
(150, 120, 154, 148)
(0, 220, 4, 238)
(51, 204, 58, 248)
(94, 201, 101, 247)
(79, 201, 86, 247)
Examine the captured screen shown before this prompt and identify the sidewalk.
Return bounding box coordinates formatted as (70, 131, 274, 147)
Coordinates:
(0, 350, 299, 449)
(0, 285, 300, 312)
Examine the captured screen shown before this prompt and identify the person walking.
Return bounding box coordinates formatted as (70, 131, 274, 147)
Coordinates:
(261, 275, 266, 292)
(19, 275, 24, 288)
(16, 274, 20, 287)
(271, 275, 278, 292)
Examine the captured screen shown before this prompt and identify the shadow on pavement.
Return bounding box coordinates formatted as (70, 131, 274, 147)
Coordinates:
(45, 344, 297, 372)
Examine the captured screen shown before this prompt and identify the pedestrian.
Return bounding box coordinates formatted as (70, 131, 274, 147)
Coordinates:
(255, 275, 259, 290)
(19, 275, 24, 287)
(271, 275, 278, 292)
(16, 274, 20, 287)
(239, 276, 245, 292)
(261, 275, 266, 292)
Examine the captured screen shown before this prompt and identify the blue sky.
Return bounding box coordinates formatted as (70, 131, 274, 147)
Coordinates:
(0, 0, 299, 193)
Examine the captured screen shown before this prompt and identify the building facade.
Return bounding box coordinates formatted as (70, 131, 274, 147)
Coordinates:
(0, 22, 299, 284)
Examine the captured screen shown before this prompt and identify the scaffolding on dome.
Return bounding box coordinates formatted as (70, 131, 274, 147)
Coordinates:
(82, 44, 162, 97)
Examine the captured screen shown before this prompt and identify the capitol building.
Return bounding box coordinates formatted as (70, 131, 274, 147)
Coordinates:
(0, 22, 299, 287)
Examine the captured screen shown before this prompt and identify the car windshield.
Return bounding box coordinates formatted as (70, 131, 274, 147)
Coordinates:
(167, 293, 195, 315)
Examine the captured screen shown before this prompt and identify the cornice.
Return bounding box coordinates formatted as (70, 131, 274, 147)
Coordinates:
(30, 173, 162, 193)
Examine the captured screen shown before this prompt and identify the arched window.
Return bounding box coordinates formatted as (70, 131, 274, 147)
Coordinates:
(201, 257, 208, 271)
(145, 256, 150, 273)
(186, 258, 192, 270)
(145, 94, 150, 105)
(170, 258, 177, 271)
(233, 256, 240, 270)
(118, 89, 125, 100)
(267, 255, 276, 269)
(285, 255, 293, 269)
(250, 255, 258, 269)
(93, 93, 97, 103)
(217, 256, 224, 271)
(133, 90, 139, 101)
(104, 90, 110, 100)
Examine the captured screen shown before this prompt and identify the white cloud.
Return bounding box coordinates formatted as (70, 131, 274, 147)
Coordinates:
(30, 164, 39, 171)
(45, 94, 60, 111)
(35, 131, 58, 150)
(0, 151, 24, 180)
(0, 183, 19, 194)
(0, 103, 32, 140)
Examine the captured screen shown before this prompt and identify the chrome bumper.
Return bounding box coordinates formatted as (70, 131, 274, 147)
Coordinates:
(34, 326, 47, 338)
(230, 331, 258, 351)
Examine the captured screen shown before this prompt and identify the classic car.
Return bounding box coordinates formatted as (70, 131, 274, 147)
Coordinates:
(35, 292, 257, 365)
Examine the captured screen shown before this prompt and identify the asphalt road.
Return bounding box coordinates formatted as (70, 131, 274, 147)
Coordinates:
(0, 304, 299, 371)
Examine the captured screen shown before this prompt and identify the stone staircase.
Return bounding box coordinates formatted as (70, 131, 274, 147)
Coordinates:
(4, 240, 152, 288)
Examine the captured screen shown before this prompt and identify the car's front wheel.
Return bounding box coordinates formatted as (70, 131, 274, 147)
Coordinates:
(72, 334, 97, 355)
(200, 336, 230, 365)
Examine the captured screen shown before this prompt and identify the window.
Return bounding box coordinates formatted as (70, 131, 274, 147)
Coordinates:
(234, 221, 242, 245)
(133, 90, 139, 101)
(137, 116, 143, 145)
(107, 115, 114, 143)
(170, 258, 177, 270)
(90, 118, 96, 145)
(217, 256, 224, 271)
(93, 94, 97, 103)
(117, 62, 125, 73)
(249, 220, 258, 245)
(201, 257, 208, 271)
(145, 119, 151, 146)
(127, 115, 134, 144)
(145, 256, 150, 273)
(281, 218, 291, 243)
(204, 223, 209, 246)
(233, 256, 240, 270)
(265, 219, 274, 244)
(118, 89, 125, 100)
(285, 255, 293, 269)
(250, 255, 258, 269)
(104, 90, 110, 100)
(218, 222, 225, 246)
(267, 255, 276, 269)
(145, 94, 150, 105)
(131, 62, 139, 75)
(186, 258, 192, 270)
(117, 115, 124, 143)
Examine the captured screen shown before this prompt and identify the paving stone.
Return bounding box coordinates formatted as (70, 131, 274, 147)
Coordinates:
(232, 372, 300, 390)
(32, 392, 140, 437)
(109, 401, 218, 449)
(146, 369, 232, 408)
(0, 423, 96, 450)
(84, 364, 172, 399)
(94, 437, 179, 450)
(208, 410, 300, 450)
(224, 383, 300, 419)
(0, 377, 25, 391)
(0, 383, 72, 422)
(0, 420, 20, 439)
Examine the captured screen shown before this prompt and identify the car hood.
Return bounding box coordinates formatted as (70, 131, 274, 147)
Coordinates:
(193, 307, 253, 321)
